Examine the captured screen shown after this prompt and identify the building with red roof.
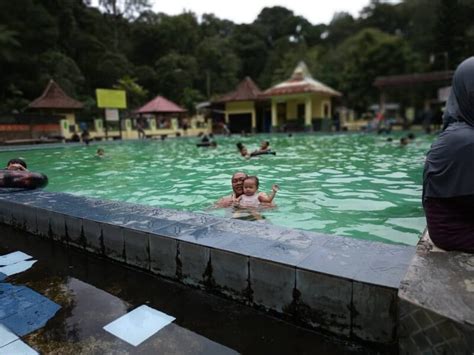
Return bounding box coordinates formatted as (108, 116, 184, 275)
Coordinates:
(135, 95, 187, 131)
(26, 79, 84, 140)
(136, 95, 187, 115)
(213, 77, 263, 133)
(29, 80, 84, 110)
(262, 62, 341, 130)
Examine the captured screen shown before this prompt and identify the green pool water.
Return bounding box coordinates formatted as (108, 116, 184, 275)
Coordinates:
(0, 133, 433, 245)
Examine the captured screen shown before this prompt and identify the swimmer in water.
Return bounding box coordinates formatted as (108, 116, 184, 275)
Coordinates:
(234, 176, 279, 208)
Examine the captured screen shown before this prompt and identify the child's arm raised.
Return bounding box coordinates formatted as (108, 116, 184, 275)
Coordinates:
(258, 184, 279, 203)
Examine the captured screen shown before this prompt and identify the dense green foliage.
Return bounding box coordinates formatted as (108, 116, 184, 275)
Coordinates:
(1, 0, 474, 115)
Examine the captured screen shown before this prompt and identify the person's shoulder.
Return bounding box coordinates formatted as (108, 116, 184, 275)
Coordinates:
(442, 122, 474, 142)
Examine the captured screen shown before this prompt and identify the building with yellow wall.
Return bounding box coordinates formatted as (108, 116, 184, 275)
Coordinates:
(262, 62, 341, 131)
(213, 77, 263, 133)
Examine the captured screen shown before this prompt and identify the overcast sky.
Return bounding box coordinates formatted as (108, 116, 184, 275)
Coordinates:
(150, 0, 400, 25)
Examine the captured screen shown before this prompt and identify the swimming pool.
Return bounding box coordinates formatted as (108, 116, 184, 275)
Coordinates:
(0, 133, 432, 245)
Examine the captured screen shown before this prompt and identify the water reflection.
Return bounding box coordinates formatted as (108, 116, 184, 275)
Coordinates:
(1, 225, 369, 354)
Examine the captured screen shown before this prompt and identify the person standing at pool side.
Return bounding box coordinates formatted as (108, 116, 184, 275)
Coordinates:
(423, 57, 474, 253)
(215, 172, 247, 208)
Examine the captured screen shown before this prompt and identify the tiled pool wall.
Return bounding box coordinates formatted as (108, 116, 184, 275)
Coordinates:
(0, 190, 416, 347)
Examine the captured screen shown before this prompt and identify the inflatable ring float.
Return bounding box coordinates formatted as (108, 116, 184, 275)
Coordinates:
(196, 142, 217, 147)
(0, 170, 48, 189)
(250, 151, 276, 157)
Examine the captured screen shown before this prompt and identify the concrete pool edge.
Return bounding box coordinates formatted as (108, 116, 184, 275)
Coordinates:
(0, 190, 415, 345)
(398, 231, 474, 353)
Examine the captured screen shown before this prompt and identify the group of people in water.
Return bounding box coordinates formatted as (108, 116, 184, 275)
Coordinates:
(236, 140, 276, 158)
(196, 132, 278, 159)
(2, 58, 474, 253)
(385, 133, 417, 146)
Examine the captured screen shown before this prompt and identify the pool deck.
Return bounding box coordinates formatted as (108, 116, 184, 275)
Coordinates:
(2, 224, 377, 354)
(0, 189, 416, 347)
(398, 231, 474, 354)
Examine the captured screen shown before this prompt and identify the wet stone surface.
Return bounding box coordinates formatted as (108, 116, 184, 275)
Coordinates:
(0, 224, 381, 354)
(398, 232, 474, 354)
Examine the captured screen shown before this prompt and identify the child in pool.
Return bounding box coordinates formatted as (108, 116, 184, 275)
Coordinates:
(235, 176, 279, 208)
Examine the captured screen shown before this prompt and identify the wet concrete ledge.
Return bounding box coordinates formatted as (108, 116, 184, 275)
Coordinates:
(0, 189, 416, 345)
(398, 231, 474, 354)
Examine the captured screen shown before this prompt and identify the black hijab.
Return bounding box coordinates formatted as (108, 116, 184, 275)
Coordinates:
(424, 57, 474, 199)
(442, 57, 474, 129)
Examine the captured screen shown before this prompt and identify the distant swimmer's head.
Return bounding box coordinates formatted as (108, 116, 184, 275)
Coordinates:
(6, 158, 27, 171)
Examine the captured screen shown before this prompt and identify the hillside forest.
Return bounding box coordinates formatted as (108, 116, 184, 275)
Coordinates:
(0, 0, 473, 117)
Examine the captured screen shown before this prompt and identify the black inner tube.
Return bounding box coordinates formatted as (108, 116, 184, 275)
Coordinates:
(250, 151, 276, 157)
(0, 170, 48, 189)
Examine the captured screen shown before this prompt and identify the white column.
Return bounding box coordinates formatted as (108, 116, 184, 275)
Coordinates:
(271, 100, 278, 129)
(251, 106, 257, 132)
(305, 95, 312, 127)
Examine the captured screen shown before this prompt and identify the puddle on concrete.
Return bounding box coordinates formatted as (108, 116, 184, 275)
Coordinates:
(0, 224, 380, 354)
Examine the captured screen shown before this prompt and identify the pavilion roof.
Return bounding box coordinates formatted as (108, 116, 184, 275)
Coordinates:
(214, 77, 262, 103)
(136, 95, 186, 114)
(262, 62, 341, 97)
(28, 80, 84, 110)
(374, 71, 454, 88)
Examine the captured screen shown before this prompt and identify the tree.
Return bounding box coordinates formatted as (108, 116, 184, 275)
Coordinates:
(180, 88, 205, 114)
(154, 52, 198, 102)
(196, 36, 240, 97)
(200, 14, 235, 38)
(154, 13, 200, 55)
(129, 12, 167, 65)
(230, 24, 268, 81)
(98, 0, 151, 19)
(134, 65, 160, 96)
(433, 0, 465, 69)
(98, 0, 151, 50)
(113, 75, 148, 109)
(327, 28, 417, 113)
(254, 6, 299, 46)
(38, 51, 85, 97)
(95, 52, 132, 88)
(324, 12, 358, 46)
(360, 0, 404, 35)
(0, 25, 20, 62)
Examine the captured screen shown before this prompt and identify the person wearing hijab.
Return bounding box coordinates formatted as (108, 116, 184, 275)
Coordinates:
(423, 57, 474, 252)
